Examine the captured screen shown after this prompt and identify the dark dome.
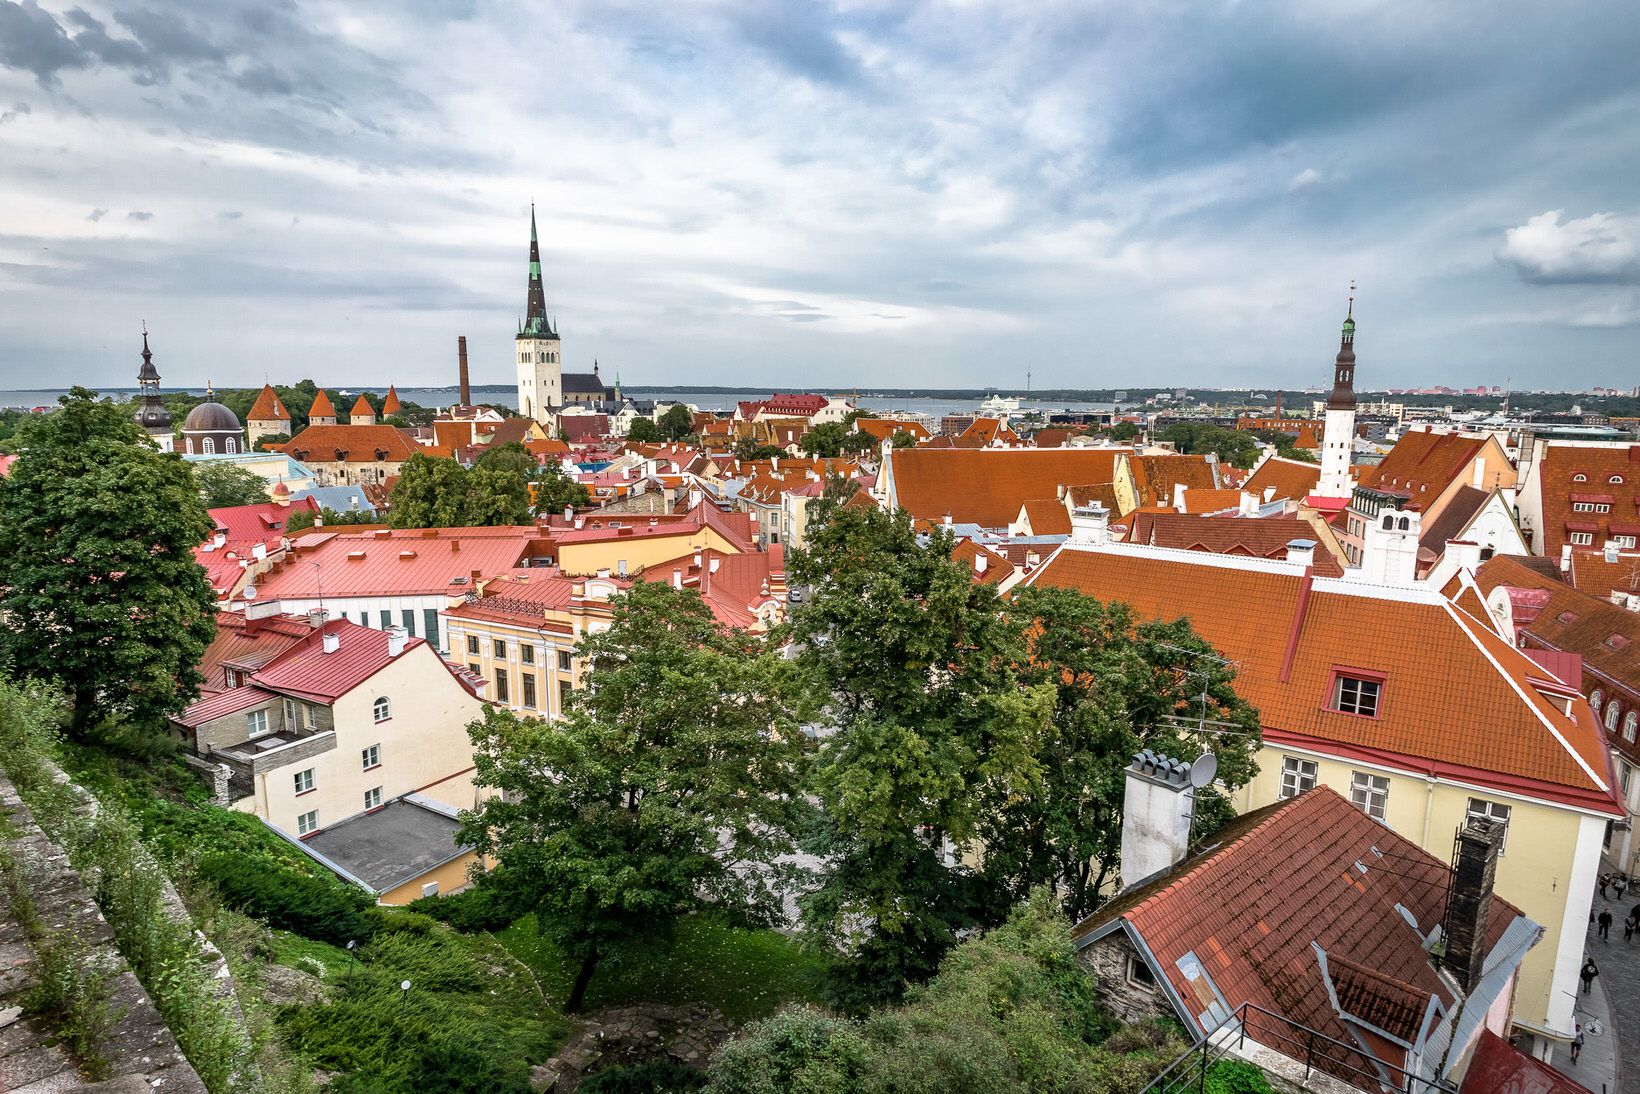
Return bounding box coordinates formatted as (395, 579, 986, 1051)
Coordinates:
(133, 404, 172, 429)
(183, 401, 241, 433)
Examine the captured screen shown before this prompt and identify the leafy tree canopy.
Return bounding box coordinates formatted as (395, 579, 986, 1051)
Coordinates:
(285, 506, 377, 533)
(388, 453, 531, 528)
(800, 421, 876, 459)
(193, 459, 268, 509)
(474, 442, 538, 480)
(1157, 423, 1260, 469)
(627, 418, 662, 443)
(734, 437, 788, 462)
(0, 388, 218, 735)
(458, 582, 807, 1011)
(530, 460, 591, 519)
(658, 404, 695, 441)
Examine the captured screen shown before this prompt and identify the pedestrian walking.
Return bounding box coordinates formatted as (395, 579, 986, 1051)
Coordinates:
(1617, 874, 1630, 900)
(1598, 908, 1614, 940)
(1601, 872, 1612, 899)
(1571, 1022, 1584, 1063)
(1582, 957, 1600, 995)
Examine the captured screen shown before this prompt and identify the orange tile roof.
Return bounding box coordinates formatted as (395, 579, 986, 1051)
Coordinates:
(1357, 429, 1487, 499)
(1075, 786, 1529, 1072)
(1124, 513, 1345, 577)
(309, 389, 336, 418)
(349, 393, 374, 417)
(1026, 543, 1618, 812)
(952, 538, 1012, 585)
(855, 418, 931, 442)
(954, 417, 1022, 448)
(247, 384, 290, 421)
(382, 386, 402, 415)
(1018, 498, 1072, 536)
(1245, 456, 1319, 501)
(1177, 488, 1243, 514)
(1534, 443, 1640, 557)
(1128, 454, 1218, 508)
(279, 424, 420, 464)
(888, 448, 1128, 528)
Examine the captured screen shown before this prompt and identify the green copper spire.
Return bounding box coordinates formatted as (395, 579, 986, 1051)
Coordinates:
(519, 203, 557, 341)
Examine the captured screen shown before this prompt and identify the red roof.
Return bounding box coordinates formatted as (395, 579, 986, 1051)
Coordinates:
(349, 394, 375, 418)
(1027, 543, 1619, 813)
(251, 527, 538, 600)
(309, 390, 337, 418)
(887, 448, 1128, 528)
(1535, 443, 1640, 556)
(559, 415, 610, 442)
(0, 454, 15, 478)
(1128, 454, 1219, 508)
(855, 418, 931, 442)
(198, 610, 316, 692)
(1358, 429, 1495, 499)
(1124, 513, 1344, 577)
(1078, 787, 1530, 1084)
(278, 424, 420, 464)
(382, 386, 402, 415)
(207, 497, 318, 546)
(1461, 1031, 1592, 1093)
(1245, 456, 1320, 502)
(248, 384, 290, 422)
(1017, 498, 1072, 536)
(249, 619, 424, 703)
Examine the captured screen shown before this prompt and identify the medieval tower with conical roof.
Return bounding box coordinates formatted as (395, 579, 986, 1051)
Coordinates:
(515, 205, 562, 424)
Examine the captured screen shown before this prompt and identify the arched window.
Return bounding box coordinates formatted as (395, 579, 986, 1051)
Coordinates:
(1626, 711, 1638, 743)
(225, 437, 238, 454)
(1612, 475, 1626, 485)
(1573, 473, 1588, 483)
(185, 438, 195, 454)
(373, 696, 390, 723)
(202, 437, 215, 455)
(1606, 702, 1622, 733)
(1592, 689, 1605, 713)
(1382, 514, 1394, 530)
(1398, 517, 1410, 531)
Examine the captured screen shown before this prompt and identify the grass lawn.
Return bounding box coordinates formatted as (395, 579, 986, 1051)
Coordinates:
(497, 912, 825, 1022)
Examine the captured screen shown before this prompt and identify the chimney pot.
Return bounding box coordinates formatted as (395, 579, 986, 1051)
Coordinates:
(1285, 539, 1317, 568)
(386, 626, 408, 657)
(307, 608, 326, 629)
(1120, 749, 1196, 887)
(322, 630, 340, 654)
(672, 568, 683, 589)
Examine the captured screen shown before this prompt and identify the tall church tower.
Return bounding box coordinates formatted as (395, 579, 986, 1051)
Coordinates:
(132, 323, 174, 452)
(515, 205, 561, 424)
(1315, 287, 1359, 500)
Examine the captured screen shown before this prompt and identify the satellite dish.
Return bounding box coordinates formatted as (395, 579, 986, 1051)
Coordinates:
(1189, 753, 1218, 789)
(241, 586, 257, 600)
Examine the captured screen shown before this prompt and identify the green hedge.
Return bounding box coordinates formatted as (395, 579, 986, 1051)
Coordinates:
(196, 851, 376, 947)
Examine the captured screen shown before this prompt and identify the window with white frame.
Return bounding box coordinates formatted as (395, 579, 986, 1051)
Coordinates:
(1126, 954, 1155, 987)
(1466, 798, 1512, 853)
(1613, 536, 1637, 549)
(297, 810, 318, 836)
(1593, 689, 1605, 713)
(246, 708, 270, 737)
(1571, 532, 1595, 546)
(521, 645, 535, 665)
(293, 768, 314, 794)
(283, 698, 302, 730)
(362, 744, 380, 770)
(1333, 674, 1383, 717)
(467, 634, 480, 655)
(1608, 703, 1623, 733)
(202, 437, 216, 454)
(363, 786, 382, 810)
(1626, 711, 1638, 743)
(372, 696, 390, 722)
(1350, 772, 1389, 819)
(1280, 756, 1317, 799)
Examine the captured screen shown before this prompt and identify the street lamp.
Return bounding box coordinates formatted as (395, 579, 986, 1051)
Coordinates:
(345, 939, 357, 989)
(400, 979, 412, 1007)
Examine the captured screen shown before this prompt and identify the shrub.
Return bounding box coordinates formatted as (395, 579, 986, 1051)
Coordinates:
(409, 870, 531, 933)
(1205, 1060, 1274, 1094)
(197, 852, 375, 946)
(581, 1060, 707, 1094)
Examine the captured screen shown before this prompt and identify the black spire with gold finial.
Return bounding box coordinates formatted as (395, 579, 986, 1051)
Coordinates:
(518, 204, 557, 340)
(1326, 283, 1357, 411)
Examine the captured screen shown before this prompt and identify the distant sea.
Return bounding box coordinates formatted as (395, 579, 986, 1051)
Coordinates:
(1, 387, 1119, 419)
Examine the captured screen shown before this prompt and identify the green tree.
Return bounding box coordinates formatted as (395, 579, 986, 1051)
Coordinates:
(192, 460, 269, 508)
(842, 408, 880, 429)
(976, 588, 1261, 921)
(286, 506, 376, 533)
(1158, 423, 1259, 469)
(0, 389, 218, 736)
(890, 429, 918, 449)
(457, 582, 806, 1012)
(1107, 421, 1140, 442)
(734, 437, 788, 462)
(474, 442, 538, 480)
(658, 404, 695, 441)
(1251, 429, 1318, 464)
(800, 422, 849, 458)
(388, 454, 531, 528)
(530, 461, 591, 519)
(709, 892, 1183, 1094)
(627, 418, 662, 443)
(785, 505, 1051, 1010)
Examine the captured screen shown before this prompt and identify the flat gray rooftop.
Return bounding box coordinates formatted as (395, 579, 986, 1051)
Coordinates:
(303, 797, 468, 892)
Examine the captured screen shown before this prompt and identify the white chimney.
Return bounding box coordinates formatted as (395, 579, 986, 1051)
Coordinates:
(1446, 539, 1483, 577)
(321, 630, 340, 654)
(213, 530, 227, 549)
(672, 568, 683, 589)
(252, 543, 267, 561)
(693, 549, 703, 569)
(386, 626, 408, 657)
(1069, 503, 1110, 546)
(1120, 749, 1198, 887)
(975, 553, 988, 575)
(1561, 545, 1573, 575)
(564, 506, 573, 522)
(1472, 455, 1487, 488)
(1172, 482, 1188, 511)
(306, 608, 326, 629)
(1359, 506, 1421, 586)
(1606, 542, 1621, 563)
(1285, 538, 1317, 568)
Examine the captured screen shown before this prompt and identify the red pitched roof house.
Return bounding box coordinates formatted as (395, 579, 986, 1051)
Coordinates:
(1025, 521, 1619, 1047)
(277, 424, 422, 487)
(194, 495, 321, 600)
(1519, 441, 1640, 558)
(879, 447, 1132, 529)
(1244, 455, 1321, 503)
(1078, 783, 1539, 1092)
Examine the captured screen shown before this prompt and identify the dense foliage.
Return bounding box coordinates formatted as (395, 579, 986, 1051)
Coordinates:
(193, 459, 270, 508)
(799, 421, 876, 458)
(0, 388, 218, 735)
(196, 852, 378, 946)
(530, 458, 592, 518)
(707, 893, 1184, 1094)
(285, 505, 377, 532)
(388, 452, 532, 527)
(458, 582, 807, 1011)
(1156, 422, 1263, 468)
(657, 403, 696, 441)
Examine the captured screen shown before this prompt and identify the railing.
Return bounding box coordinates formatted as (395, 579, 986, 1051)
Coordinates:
(1143, 1002, 1460, 1094)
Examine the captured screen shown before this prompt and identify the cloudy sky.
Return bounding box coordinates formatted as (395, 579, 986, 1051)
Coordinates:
(1, 0, 1637, 392)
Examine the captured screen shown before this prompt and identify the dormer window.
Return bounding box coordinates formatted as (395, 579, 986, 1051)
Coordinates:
(1573, 474, 1588, 483)
(1612, 475, 1626, 485)
(1332, 672, 1383, 717)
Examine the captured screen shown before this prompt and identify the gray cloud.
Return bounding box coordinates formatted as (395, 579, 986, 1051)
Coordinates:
(0, 99, 29, 123)
(0, 0, 87, 87)
(126, 210, 153, 220)
(86, 207, 106, 221)
(1501, 211, 1640, 284)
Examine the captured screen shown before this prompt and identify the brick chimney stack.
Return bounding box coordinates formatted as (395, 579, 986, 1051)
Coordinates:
(1442, 817, 1503, 992)
(458, 335, 471, 407)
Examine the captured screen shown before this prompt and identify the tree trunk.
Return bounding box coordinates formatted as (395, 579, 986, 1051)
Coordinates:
(565, 947, 599, 1013)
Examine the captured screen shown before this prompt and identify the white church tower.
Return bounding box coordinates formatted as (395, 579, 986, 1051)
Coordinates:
(1315, 287, 1359, 501)
(515, 205, 561, 424)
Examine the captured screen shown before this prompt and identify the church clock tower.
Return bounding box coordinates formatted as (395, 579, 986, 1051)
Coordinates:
(515, 205, 561, 424)
(1315, 286, 1359, 501)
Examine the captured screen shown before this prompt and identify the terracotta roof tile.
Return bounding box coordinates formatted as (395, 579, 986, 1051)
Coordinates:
(279, 424, 420, 464)
(1125, 513, 1344, 577)
(1018, 498, 1072, 536)
(1129, 454, 1218, 508)
(1535, 444, 1640, 557)
(382, 386, 402, 415)
(1358, 429, 1488, 497)
(308, 390, 336, 418)
(888, 448, 1129, 528)
(247, 384, 290, 421)
(1245, 456, 1320, 502)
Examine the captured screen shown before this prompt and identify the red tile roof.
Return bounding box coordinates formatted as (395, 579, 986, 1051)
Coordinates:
(1535, 444, 1640, 557)
(252, 526, 537, 600)
(1017, 498, 1072, 536)
(560, 415, 611, 442)
(888, 448, 1128, 528)
(1358, 429, 1490, 499)
(1461, 1031, 1592, 1093)
(1077, 787, 1529, 1081)
(247, 384, 290, 421)
(855, 418, 931, 443)
(952, 538, 1012, 586)
(382, 386, 401, 415)
(1027, 543, 1619, 812)
(1177, 488, 1243, 514)
(279, 424, 421, 464)
(349, 394, 375, 418)
(309, 389, 336, 418)
(1245, 456, 1319, 502)
(1124, 513, 1344, 577)
(1128, 454, 1218, 508)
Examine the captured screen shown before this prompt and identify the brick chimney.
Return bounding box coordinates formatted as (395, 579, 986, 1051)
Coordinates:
(1442, 816, 1503, 992)
(458, 335, 471, 406)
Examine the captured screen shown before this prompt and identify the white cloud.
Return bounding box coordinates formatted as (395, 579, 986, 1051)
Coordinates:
(1500, 210, 1640, 283)
(1287, 167, 1323, 192)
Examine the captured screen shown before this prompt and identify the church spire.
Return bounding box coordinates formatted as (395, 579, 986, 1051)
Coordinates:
(520, 203, 556, 340)
(1326, 282, 1357, 411)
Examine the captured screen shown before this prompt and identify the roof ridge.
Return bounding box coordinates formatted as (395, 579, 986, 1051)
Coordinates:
(1440, 600, 1609, 795)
